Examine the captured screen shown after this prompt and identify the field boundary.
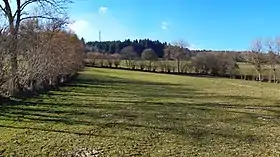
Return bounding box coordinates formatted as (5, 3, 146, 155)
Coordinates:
(86, 65, 279, 83)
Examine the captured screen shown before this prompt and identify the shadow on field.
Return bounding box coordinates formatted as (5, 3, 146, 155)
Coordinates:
(0, 124, 135, 140)
(1, 73, 280, 147)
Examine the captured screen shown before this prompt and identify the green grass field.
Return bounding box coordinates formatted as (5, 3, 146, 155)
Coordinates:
(1, 67, 280, 156)
(88, 59, 280, 79)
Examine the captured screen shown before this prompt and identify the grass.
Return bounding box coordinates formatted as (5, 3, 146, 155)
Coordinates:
(90, 59, 280, 79)
(2, 67, 280, 156)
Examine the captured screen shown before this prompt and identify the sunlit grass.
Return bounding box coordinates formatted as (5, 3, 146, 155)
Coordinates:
(1, 67, 280, 156)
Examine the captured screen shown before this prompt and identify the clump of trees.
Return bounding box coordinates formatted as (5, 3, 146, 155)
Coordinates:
(85, 37, 280, 83)
(85, 40, 240, 76)
(245, 39, 267, 81)
(244, 38, 280, 82)
(86, 39, 166, 58)
(192, 52, 238, 76)
(163, 40, 190, 73)
(120, 46, 138, 69)
(141, 48, 158, 71)
(85, 52, 121, 68)
(0, 0, 84, 98)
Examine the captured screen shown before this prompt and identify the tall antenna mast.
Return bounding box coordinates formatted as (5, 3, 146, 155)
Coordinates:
(99, 30, 101, 42)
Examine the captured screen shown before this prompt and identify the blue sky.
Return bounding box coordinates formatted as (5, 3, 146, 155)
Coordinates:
(68, 0, 280, 50)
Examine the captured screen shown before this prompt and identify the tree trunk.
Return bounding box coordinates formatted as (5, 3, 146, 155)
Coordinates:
(4, 0, 21, 96)
(258, 72, 261, 81)
(128, 60, 131, 68)
(254, 66, 262, 81)
(29, 80, 35, 92)
(125, 60, 129, 68)
(273, 69, 276, 83)
(177, 60, 180, 73)
(8, 38, 19, 96)
(269, 69, 272, 83)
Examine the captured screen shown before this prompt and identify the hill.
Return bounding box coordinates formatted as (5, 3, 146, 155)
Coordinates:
(85, 39, 246, 59)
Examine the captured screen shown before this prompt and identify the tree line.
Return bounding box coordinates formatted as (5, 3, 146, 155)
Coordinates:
(87, 39, 174, 58)
(85, 40, 239, 76)
(0, 0, 85, 99)
(245, 38, 280, 82)
(86, 39, 246, 60)
(85, 38, 280, 83)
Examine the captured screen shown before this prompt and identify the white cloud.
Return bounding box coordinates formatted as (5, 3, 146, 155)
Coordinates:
(161, 21, 169, 30)
(189, 44, 203, 50)
(69, 12, 132, 42)
(69, 20, 90, 33)
(99, 6, 108, 13)
(68, 20, 93, 41)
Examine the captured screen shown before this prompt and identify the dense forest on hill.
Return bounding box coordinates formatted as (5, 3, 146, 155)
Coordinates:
(86, 39, 167, 58)
(85, 38, 245, 60)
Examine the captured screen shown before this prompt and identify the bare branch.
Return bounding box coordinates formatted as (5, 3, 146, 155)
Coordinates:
(251, 39, 263, 53)
(246, 38, 267, 81)
(20, 15, 59, 21)
(275, 36, 280, 55)
(0, 4, 7, 15)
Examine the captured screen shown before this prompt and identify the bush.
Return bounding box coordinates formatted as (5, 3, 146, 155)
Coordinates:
(191, 52, 238, 76)
(0, 20, 84, 97)
(111, 53, 121, 68)
(138, 60, 146, 71)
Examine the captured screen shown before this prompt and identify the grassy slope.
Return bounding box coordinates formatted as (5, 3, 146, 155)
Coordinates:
(1, 68, 280, 156)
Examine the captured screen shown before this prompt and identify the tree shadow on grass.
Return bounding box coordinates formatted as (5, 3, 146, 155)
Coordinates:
(48, 74, 204, 102)
(1, 73, 280, 149)
(1, 99, 278, 143)
(0, 124, 137, 141)
(69, 74, 181, 87)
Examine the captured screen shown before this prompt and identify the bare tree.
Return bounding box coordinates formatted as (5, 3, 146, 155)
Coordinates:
(105, 53, 114, 68)
(120, 46, 138, 69)
(0, 16, 84, 96)
(158, 60, 165, 72)
(265, 38, 279, 82)
(111, 53, 121, 68)
(0, 32, 9, 95)
(245, 39, 267, 81)
(0, 0, 72, 96)
(86, 52, 101, 67)
(275, 36, 280, 82)
(141, 48, 158, 71)
(275, 36, 280, 55)
(216, 53, 239, 76)
(97, 53, 105, 67)
(163, 45, 172, 60)
(22, 20, 83, 90)
(138, 60, 146, 71)
(163, 45, 175, 73)
(191, 52, 238, 76)
(170, 40, 190, 73)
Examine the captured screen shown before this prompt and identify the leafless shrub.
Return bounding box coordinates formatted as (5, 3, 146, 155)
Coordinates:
(0, 0, 75, 96)
(167, 40, 190, 73)
(104, 53, 114, 68)
(192, 52, 238, 76)
(0, 17, 84, 96)
(86, 52, 101, 67)
(245, 39, 267, 81)
(264, 37, 280, 82)
(138, 60, 146, 70)
(111, 53, 121, 68)
(120, 46, 138, 68)
(141, 48, 158, 71)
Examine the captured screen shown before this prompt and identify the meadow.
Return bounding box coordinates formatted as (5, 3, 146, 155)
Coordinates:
(86, 58, 280, 80)
(1, 67, 280, 156)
